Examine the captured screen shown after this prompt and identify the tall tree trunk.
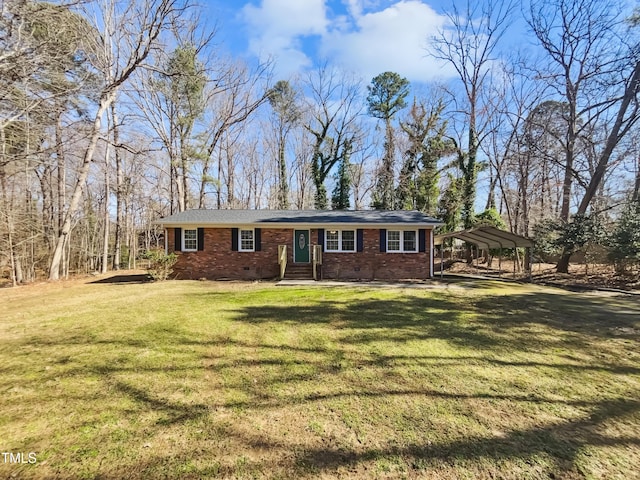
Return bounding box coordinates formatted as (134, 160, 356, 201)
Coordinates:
(278, 130, 289, 209)
(101, 133, 110, 274)
(226, 140, 235, 208)
(556, 60, 640, 273)
(0, 164, 17, 287)
(383, 120, 394, 210)
(560, 82, 579, 223)
(181, 152, 189, 211)
(49, 92, 115, 280)
(559, 142, 574, 222)
(540, 159, 548, 221)
(111, 103, 123, 270)
(214, 141, 221, 209)
(38, 164, 55, 250)
(55, 110, 65, 236)
(633, 154, 640, 202)
(485, 168, 496, 211)
(463, 120, 477, 229)
(311, 150, 326, 209)
(55, 109, 68, 277)
(463, 114, 478, 264)
(174, 160, 185, 212)
(201, 150, 212, 209)
(170, 161, 175, 214)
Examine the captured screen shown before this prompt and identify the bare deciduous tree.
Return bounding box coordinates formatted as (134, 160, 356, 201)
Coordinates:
(432, 0, 515, 228)
(304, 64, 362, 209)
(49, 0, 183, 280)
(528, 0, 640, 272)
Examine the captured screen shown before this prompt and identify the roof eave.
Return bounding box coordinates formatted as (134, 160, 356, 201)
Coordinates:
(155, 220, 443, 228)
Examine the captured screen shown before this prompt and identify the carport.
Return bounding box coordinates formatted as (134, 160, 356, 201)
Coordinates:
(434, 226, 534, 280)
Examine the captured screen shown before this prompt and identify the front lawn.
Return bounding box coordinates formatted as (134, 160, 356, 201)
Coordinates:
(1, 277, 639, 479)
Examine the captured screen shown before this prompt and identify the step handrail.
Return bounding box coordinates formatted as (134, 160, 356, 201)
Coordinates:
(278, 245, 287, 280)
(312, 244, 322, 280)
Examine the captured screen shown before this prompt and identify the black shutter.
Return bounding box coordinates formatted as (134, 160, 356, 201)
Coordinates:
(197, 228, 204, 251)
(174, 228, 182, 252)
(419, 229, 426, 253)
(255, 228, 261, 251)
(379, 229, 386, 252)
(318, 228, 324, 252)
(231, 228, 239, 251)
(357, 229, 364, 252)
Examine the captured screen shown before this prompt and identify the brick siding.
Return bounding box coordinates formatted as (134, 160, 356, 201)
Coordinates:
(321, 228, 431, 280)
(167, 227, 432, 280)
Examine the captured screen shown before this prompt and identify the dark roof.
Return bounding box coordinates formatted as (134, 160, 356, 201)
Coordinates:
(156, 209, 442, 226)
(434, 225, 534, 248)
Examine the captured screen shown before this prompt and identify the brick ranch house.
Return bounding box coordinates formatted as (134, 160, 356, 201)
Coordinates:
(156, 209, 442, 281)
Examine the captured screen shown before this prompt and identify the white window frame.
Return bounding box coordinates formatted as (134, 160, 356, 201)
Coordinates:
(239, 228, 255, 252)
(387, 230, 418, 253)
(325, 229, 356, 253)
(182, 228, 198, 252)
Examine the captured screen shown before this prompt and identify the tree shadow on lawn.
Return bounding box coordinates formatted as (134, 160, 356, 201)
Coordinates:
(5, 287, 639, 478)
(189, 288, 638, 476)
(228, 287, 640, 353)
(111, 380, 209, 426)
(81, 394, 640, 479)
(293, 396, 640, 477)
(234, 294, 503, 350)
(59, 388, 640, 480)
(89, 274, 151, 284)
(471, 289, 640, 335)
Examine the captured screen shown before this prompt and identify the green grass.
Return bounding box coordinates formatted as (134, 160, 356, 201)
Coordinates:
(1, 278, 639, 479)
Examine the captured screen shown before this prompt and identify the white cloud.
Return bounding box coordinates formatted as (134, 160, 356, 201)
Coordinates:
(323, 1, 452, 83)
(342, 0, 385, 19)
(343, 0, 364, 18)
(242, 0, 327, 36)
(240, 0, 454, 83)
(241, 0, 328, 77)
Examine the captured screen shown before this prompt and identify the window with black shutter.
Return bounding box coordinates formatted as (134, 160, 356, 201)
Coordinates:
(197, 228, 205, 251)
(174, 228, 182, 252)
(255, 228, 262, 251)
(231, 228, 239, 251)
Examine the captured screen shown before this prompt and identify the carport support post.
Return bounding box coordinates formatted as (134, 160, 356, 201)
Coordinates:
(475, 245, 479, 274)
(496, 239, 504, 279)
(508, 239, 517, 279)
(440, 243, 444, 279)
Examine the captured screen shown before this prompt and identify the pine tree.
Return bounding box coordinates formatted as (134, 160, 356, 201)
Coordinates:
(366, 72, 410, 210)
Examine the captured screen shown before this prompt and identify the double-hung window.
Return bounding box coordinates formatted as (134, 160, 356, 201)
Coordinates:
(403, 230, 417, 252)
(325, 230, 356, 252)
(239, 229, 255, 252)
(183, 229, 197, 251)
(387, 230, 417, 253)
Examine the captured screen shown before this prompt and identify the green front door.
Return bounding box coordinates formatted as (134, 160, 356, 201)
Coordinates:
(294, 229, 310, 263)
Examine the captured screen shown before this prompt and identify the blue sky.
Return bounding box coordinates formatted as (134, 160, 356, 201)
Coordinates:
(198, 0, 533, 210)
(202, 0, 464, 83)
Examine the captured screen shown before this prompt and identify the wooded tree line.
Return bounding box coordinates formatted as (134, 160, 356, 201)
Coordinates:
(1, 0, 639, 284)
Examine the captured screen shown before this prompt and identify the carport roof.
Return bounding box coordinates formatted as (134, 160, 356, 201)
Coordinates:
(434, 225, 534, 249)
